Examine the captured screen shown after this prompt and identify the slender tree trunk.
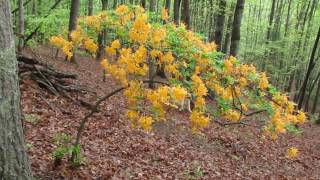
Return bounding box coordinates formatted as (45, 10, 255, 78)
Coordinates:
(18, 0, 24, 51)
(67, 0, 80, 62)
(312, 78, 320, 114)
(267, 0, 276, 40)
(212, 0, 226, 51)
(88, 0, 93, 16)
(150, 0, 156, 12)
(0, 0, 32, 178)
(305, 71, 320, 111)
(181, 0, 190, 29)
(140, 0, 146, 9)
(97, 0, 108, 60)
(31, 0, 36, 15)
(297, 26, 320, 109)
(230, 0, 245, 57)
(165, 0, 171, 13)
(284, 0, 292, 37)
(173, 0, 181, 24)
(113, 0, 117, 9)
(222, 2, 235, 55)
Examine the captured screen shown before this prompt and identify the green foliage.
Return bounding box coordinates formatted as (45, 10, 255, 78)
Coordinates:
(52, 133, 85, 166)
(24, 114, 40, 124)
(24, 8, 69, 45)
(183, 165, 205, 180)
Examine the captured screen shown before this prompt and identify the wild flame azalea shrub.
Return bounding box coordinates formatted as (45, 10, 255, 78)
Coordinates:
(51, 5, 306, 139)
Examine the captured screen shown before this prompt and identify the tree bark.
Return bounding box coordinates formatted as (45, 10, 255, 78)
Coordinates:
(230, 0, 245, 57)
(150, 0, 156, 12)
(97, 0, 108, 60)
(18, 0, 25, 52)
(68, 0, 80, 62)
(297, 25, 320, 109)
(113, 0, 117, 9)
(88, 0, 93, 16)
(181, 0, 190, 29)
(140, 0, 146, 9)
(165, 0, 171, 13)
(0, 0, 32, 178)
(266, 0, 276, 41)
(173, 0, 181, 25)
(212, 0, 226, 51)
(222, 2, 235, 55)
(312, 78, 320, 114)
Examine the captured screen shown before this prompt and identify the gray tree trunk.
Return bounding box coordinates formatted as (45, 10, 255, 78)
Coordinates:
(0, 0, 32, 179)
(18, 0, 25, 51)
(230, 0, 245, 57)
(149, 0, 156, 12)
(212, 0, 226, 51)
(173, 0, 181, 24)
(88, 0, 93, 16)
(68, 0, 80, 62)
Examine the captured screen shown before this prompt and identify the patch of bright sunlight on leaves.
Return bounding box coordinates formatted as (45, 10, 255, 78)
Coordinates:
(50, 5, 307, 153)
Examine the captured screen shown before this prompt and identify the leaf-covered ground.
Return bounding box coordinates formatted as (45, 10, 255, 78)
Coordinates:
(21, 46, 320, 179)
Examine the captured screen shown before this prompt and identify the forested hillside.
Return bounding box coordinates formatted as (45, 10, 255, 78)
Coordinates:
(1, 0, 319, 179)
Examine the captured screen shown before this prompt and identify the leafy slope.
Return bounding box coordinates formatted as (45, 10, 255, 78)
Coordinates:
(22, 46, 320, 179)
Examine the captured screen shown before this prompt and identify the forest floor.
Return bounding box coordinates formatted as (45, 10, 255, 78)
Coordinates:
(21, 45, 320, 179)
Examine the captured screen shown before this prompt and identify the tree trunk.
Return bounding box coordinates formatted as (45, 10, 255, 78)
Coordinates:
(297, 25, 320, 109)
(67, 0, 80, 62)
(212, 0, 226, 51)
(0, 0, 32, 178)
(113, 0, 117, 9)
(18, 0, 25, 52)
(31, 0, 36, 15)
(97, 0, 108, 60)
(230, 0, 245, 57)
(284, 0, 292, 37)
(222, 2, 235, 55)
(150, 0, 156, 12)
(173, 0, 181, 24)
(312, 78, 320, 114)
(266, 0, 276, 41)
(88, 0, 93, 16)
(140, 0, 146, 9)
(165, 0, 171, 13)
(181, 0, 190, 29)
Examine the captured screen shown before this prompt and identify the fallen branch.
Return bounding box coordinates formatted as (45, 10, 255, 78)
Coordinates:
(213, 119, 262, 128)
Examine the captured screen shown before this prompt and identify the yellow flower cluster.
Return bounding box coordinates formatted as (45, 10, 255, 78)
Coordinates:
(50, 36, 73, 60)
(189, 73, 210, 131)
(146, 87, 169, 119)
(129, 14, 151, 44)
(286, 147, 299, 159)
(259, 72, 269, 90)
(224, 109, 241, 122)
(150, 28, 167, 46)
(139, 116, 153, 131)
(190, 111, 210, 131)
(83, 37, 98, 54)
(124, 81, 143, 106)
(115, 5, 133, 24)
(84, 15, 101, 31)
(161, 8, 169, 22)
(101, 59, 128, 86)
(171, 86, 188, 102)
(70, 28, 83, 45)
(118, 46, 148, 76)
